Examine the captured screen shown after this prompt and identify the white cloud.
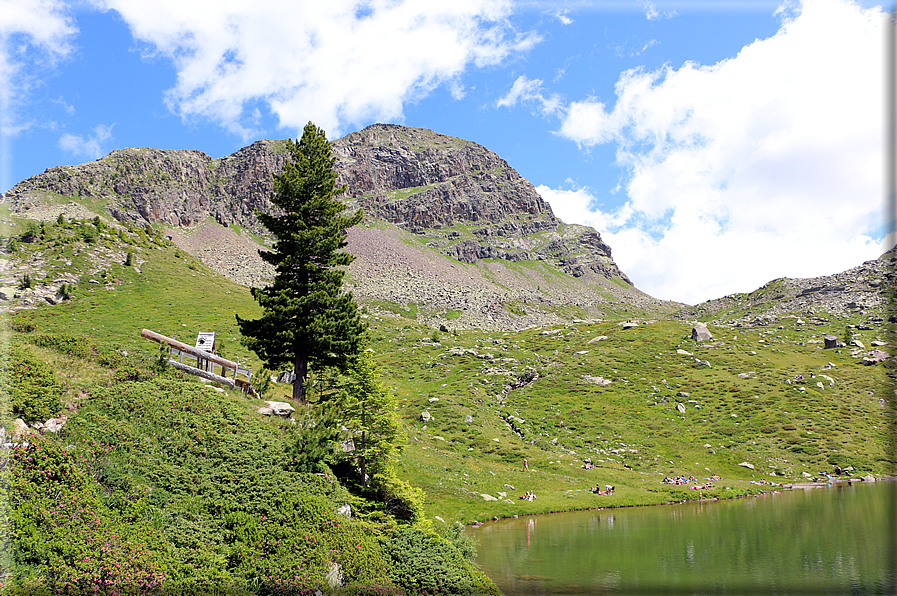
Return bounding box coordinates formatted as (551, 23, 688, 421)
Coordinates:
(554, 9, 573, 25)
(496, 75, 563, 116)
(0, 0, 77, 191)
(58, 124, 114, 159)
(550, 0, 883, 304)
(90, 0, 538, 140)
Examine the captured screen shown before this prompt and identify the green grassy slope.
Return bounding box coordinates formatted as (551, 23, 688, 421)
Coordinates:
(1, 218, 893, 591)
(1, 221, 498, 595)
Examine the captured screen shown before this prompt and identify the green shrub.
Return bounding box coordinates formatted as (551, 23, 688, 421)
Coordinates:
(371, 472, 425, 524)
(2, 347, 64, 423)
(30, 334, 92, 359)
(3, 439, 165, 595)
(379, 526, 501, 596)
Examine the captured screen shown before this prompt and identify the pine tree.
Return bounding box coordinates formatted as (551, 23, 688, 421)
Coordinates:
(237, 122, 365, 401)
(337, 353, 404, 487)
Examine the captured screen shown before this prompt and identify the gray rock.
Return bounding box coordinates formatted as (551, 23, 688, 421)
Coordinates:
(622, 321, 639, 329)
(824, 335, 839, 349)
(480, 493, 498, 501)
(265, 401, 295, 417)
(862, 474, 876, 482)
(850, 339, 865, 349)
(676, 391, 690, 398)
(676, 403, 686, 413)
(13, 418, 29, 436)
(326, 563, 343, 589)
(420, 411, 432, 423)
(464, 415, 474, 423)
(862, 350, 890, 365)
(737, 462, 755, 470)
(692, 323, 712, 341)
(676, 349, 693, 355)
(337, 504, 352, 518)
(695, 359, 711, 368)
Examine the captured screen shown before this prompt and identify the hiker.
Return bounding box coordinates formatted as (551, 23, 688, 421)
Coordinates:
(523, 458, 529, 471)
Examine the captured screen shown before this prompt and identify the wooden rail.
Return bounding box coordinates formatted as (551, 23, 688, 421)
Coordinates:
(141, 328, 252, 391)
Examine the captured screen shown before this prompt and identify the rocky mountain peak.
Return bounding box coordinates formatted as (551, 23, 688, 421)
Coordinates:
(2, 124, 679, 329)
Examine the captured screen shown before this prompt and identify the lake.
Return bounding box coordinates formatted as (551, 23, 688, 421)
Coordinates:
(471, 480, 895, 595)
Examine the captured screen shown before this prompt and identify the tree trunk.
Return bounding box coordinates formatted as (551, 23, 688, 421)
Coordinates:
(293, 351, 308, 402)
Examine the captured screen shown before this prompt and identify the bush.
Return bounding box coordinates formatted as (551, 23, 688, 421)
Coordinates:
(370, 472, 425, 524)
(2, 347, 64, 423)
(30, 334, 92, 359)
(379, 526, 501, 596)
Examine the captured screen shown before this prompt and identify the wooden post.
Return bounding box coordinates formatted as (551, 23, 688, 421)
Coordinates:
(167, 360, 236, 388)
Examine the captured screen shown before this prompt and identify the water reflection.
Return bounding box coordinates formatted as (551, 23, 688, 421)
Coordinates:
(472, 481, 895, 596)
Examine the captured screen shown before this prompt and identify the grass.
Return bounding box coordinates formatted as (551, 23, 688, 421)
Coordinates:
(4, 221, 893, 532)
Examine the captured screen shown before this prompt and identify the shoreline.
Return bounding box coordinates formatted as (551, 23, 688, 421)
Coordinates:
(467, 475, 894, 527)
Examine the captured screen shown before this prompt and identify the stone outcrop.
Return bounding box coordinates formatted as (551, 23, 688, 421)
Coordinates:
(2, 124, 679, 329)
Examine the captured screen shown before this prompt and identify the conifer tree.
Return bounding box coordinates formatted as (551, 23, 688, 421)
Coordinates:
(237, 122, 364, 401)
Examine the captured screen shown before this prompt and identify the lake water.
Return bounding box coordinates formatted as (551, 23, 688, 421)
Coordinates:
(471, 481, 896, 595)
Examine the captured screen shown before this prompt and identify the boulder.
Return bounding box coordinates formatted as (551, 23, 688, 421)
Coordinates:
(336, 504, 352, 518)
(850, 340, 865, 349)
(12, 418, 30, 437)
(676, 391, 690, 398)
(862, 350, 890, 365)
(691, 324, 712, 342)
(824, 335, 839, 349)
(676, 403, 686, 413)
(420, 411, 432, 423)
(326, 563, 343, 589)
(695, 359, 711, 368)
(737, 462, 755, 470)
(622, 321, 639, 329)
(480, 493, 498, 501)
(464, 415, 474, 423)
(676, 349, 693, 355)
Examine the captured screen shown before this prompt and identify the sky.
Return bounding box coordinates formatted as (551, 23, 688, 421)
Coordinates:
(0, 0, 888, 305)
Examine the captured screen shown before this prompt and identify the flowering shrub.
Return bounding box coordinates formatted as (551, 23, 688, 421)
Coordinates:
(3, 438, 165, 595)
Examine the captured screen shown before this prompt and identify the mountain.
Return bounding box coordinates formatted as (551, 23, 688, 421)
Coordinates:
(3, 124, 679, 329)
(677, 246, 896, 326)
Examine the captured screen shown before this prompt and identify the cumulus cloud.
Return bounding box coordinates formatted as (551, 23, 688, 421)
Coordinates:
(548, 0, 883, 304)
(58, 124, 114, 159)
(0, 0, 77, 129)
(496, 75, 563, 116)
(90, 0, 539, 140)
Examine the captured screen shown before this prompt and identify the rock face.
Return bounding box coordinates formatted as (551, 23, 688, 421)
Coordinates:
(679, 245, 897, 325)
(3, 124, 681, 329)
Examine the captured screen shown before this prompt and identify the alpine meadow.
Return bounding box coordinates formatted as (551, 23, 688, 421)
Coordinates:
(0, 124, 893, 595)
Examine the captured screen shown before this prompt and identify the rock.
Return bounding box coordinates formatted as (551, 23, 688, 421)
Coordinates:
(676, 403, 686, 413)
(676, 349, 693, 355)
(695, 359, 711, 368)
(265, 401, 295, 417)
(326, 563, 343, 589)
(480, 493, 498, 501)
(691, 324, 712, 342)
(862, 350, 890, 365)
(420, 411, 432, 423)
(862, 474, 876, 482)
(850, 340, 865, 349)
(12, 418, 30, 437)
(622, 321, 639, 329)
(737, 462, 755, 470)
(41, 418, 66, 433)
(824, 335, 839, 349)
(815, 381, 825, 390)
(434, 515, 445, 523)
(582, 375, 612, 386)
(587, 336, 608, 343)
(676, 391, 690, 398)
(503, 483, 515, 490)
(802, 471, 812, 478)
(428, 397, 439, 403)
(0, 286, 17, 300)
(818, 374, 834, 386)
(464, 415, 474, 423)
(337, 504, 352, 518)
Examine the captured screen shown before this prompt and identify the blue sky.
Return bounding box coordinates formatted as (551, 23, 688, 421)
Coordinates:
(1, 0, 886, 304)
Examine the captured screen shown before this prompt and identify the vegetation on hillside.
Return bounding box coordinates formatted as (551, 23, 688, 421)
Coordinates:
(1, 214, 893, 592)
